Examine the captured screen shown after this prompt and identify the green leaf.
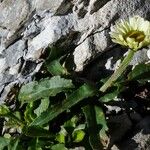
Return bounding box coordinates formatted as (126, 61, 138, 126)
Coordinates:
(72, 130, 85, 143)
(45, 46, 68, 73)
(100, 88, 120, 103)
(46, 59, 68, 76)
(83, 105, 103, 150)
(128, 63, 150, 81)
(0, 105, 24, 127)
(28, 146, 42, 150)
(56, 127, 67, 144)
(22, 126, 53, 138)
(56, 133, 66, 144)
(24, 102, 37, 124)
(74, 124, 85, 130)
(19, 76, 74, 103)
(8, 138, 19, 150)
(45, 46, 69, 75)
(0, 137, 10, 150)
(95, 106, 109, 145)
(46, 47, 63, 62)
(34, 98, 50, 117)
(51, 144, 67, 150)
(27, 138, 42, 150)
(64, 116, 78, 128)
(30, 84, 96, 126)
(0, 105, 10, 117)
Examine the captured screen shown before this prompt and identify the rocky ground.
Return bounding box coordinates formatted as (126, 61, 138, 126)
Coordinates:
(0, 0, 150, 149)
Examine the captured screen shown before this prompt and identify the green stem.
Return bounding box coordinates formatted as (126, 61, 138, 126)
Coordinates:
(100, 49, 135, 92)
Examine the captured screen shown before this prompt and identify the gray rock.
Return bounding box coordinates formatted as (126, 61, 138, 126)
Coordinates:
(107, 113, 132, 148)
(130, 112, 142, 123)
(0, 0, 29, 47)
(5, 40, 25, 67)
(130, 48, 149, 66)
(117, 116, 150, 150)
(26, 13, 75, 60)
(31, 0, 73, 15)
(73, 0, 150, 71)
(0, 0, 150, 102)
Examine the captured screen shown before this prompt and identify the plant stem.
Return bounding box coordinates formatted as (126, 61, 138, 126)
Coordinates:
(100, 49, 135, 92)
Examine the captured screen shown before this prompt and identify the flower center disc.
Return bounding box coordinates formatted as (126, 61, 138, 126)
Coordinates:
(124, 30, 145, 42)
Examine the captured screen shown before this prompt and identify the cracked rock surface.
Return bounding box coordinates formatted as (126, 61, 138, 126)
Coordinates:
(0, 0, 150, 149)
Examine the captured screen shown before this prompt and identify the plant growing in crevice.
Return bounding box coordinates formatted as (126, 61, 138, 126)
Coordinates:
(100, 16, 150, 92)
(0, 16, 150, 150)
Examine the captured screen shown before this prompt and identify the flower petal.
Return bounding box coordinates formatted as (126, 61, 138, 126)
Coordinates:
(110, 16, 150, 50)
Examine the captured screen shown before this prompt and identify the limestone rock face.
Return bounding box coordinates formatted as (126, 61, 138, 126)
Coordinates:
(0, 0, 150, 102)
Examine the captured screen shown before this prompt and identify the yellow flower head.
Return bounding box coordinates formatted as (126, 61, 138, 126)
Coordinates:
(110, 16, 150, 51)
